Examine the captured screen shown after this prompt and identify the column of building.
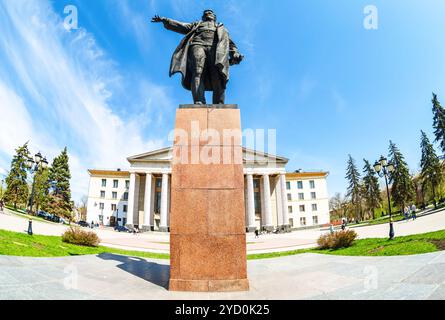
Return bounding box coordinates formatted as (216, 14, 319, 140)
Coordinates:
(280, 173, 290, 230)
(142, 173, 153, 231)
(245, 174, 256, 232)
(126, 173, 140, 228)
(126, 172, 171, 232)
(262, 174, 274, 231)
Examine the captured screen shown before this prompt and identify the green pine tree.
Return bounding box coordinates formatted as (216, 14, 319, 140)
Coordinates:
(420, 131, 442, 208)
(388, 141, 415, 211)
(345, 155, 363, 221)
(362, 159, 382, 219)
(33, 167, 50, 213)
(4, 143, 30, 209)
(44, 147, 73, 220)
(432, 93, 445, 154)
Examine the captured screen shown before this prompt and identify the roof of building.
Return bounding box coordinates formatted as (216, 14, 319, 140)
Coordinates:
(286, 171, 329, 179)
(88, 169, 130, 177)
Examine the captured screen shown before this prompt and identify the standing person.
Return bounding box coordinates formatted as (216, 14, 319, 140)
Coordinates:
(254, 229, 259, 239)
(341, 218, 346, 231)
(411, 204, 417, 220)
(404, 207, 409, 221)
(329, 224, 335, 234)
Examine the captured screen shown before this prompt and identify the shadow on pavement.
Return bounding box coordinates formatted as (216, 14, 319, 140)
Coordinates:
(98, 253, 170, 289)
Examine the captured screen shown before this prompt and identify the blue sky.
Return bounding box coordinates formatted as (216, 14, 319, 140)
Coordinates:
(1, 0, 445, 202)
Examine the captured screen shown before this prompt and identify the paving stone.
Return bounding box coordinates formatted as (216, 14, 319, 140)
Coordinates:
(0, 253, 444, 299)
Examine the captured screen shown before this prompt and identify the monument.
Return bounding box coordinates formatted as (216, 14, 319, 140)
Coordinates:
(152, 10, 249, 292)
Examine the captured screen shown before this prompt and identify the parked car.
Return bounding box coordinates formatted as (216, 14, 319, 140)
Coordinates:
(114, 225, 130, 233)
(37, 210, 51, 219)
(59, 217, 69, 225)
(77, 221, 90, 228)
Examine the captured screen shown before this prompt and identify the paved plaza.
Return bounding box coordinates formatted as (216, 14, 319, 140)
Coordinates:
(0, 252, 445, 299)
(1, 208, 445, 253)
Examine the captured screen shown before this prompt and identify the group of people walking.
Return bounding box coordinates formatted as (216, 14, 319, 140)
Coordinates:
(404, 204, 417, 221)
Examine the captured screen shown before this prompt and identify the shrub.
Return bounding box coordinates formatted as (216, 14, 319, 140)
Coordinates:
(62, 227, 100, 247)
(317, 230, 357, 250)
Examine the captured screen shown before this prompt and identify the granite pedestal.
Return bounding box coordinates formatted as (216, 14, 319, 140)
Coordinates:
(169, 104, 249, 292)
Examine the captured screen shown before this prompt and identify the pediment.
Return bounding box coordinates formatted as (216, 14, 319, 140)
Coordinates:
(127, 147, 288, 164)
(127, 147, 172, 163)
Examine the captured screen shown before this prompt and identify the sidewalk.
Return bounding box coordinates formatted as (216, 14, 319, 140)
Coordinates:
(2, 207, 445, 254)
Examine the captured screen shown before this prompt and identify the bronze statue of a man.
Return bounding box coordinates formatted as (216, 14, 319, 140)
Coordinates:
(152, 10, 243, 105)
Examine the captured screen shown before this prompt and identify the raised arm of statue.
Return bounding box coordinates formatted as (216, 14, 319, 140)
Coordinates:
(151, 15, 194, 35)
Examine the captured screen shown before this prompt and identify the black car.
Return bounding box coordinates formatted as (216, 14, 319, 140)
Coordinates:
(37, 210, 51, 219)
(78, 221, 90, 228)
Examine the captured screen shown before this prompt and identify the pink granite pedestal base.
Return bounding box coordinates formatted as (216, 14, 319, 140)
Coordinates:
(169, 105, 249, 292)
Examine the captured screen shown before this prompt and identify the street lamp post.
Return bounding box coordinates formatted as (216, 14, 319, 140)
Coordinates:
(374, 156, 396, 240)
(26, 152, 49, 215)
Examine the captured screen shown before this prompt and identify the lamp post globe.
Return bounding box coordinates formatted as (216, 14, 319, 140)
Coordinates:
(379, 155, 387, 166)
(41, 158, 49, 170)
(26, 158, 34, 169)
(34, 152, 42, 164)
(387, 163, 395, 173)
(373, 161, 382, 173)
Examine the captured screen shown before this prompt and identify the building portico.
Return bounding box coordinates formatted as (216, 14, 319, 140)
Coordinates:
(87, 147, 329, 232)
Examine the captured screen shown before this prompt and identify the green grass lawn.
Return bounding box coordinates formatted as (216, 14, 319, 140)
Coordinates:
(250, 229, 445, 259)
(4, 206, 57, 225)
(364, 214, 405, 226)
(0, 229, 169, 259)
(1, 228, 445, 260)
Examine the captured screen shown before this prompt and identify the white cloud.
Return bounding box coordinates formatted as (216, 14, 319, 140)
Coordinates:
(0, 0, 170, 200)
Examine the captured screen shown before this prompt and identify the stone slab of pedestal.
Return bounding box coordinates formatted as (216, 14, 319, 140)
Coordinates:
(169, 105, 249, 292)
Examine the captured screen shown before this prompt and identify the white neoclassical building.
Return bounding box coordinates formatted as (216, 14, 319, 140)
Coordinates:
(86, 147, 330, 232)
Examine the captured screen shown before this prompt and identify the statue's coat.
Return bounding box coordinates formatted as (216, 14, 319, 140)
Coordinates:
(162, 18, 239, 91)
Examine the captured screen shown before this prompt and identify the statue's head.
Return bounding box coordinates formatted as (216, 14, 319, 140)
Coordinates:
(202, 9, 216, 22)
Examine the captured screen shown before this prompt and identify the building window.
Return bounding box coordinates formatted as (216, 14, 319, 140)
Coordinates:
(286, 181, 291, 190)
(288, 206, 293, 213)
(298, 193, 304, 200)
(287, 193, 292, 201)
(125, 180, 130, 189)
(299, 205, 305, 212)
(111, 204, 117, 211)
(311, 192, 316, 199)
(312, 203, 318, 211)
(100, 191, 105, 198)
(123, 205, 127, 213)
(254, 192, 261, 214)
(123, 192, 128, 201)
(297, 181, 303, 189)
(101, 179, 106, 187)
(310, 180, 315, 189)
(313, 216, 318, 225)
(99, 203, 104, 210)
(155, 191, 162, 213)
(300, 217, 306, 226)
(289, 218, 294, 227)
(253, 179, 260, 189)
(156, 178, 162, 188)
(112, 192, 117, 199)
(113, 180, 118, 188)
